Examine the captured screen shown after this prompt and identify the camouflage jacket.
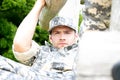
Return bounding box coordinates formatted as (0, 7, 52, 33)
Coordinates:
(0, 41, 78, 80)
(80, 0, 111, 35)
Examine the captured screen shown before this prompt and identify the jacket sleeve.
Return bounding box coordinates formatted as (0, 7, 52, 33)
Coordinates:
(12, 40, 40, 66)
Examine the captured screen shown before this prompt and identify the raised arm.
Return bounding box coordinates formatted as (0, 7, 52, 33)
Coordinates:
(13, 0, 45, 53)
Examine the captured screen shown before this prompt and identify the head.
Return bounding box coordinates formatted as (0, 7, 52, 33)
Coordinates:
(48, 16, 78, 49)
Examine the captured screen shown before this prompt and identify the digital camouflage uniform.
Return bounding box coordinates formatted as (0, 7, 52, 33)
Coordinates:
(0, 41, 78, 80)
(80, 0, 112, 34)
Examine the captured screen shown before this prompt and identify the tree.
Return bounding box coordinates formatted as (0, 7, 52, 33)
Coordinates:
(0, 0, 35, 26)
(0, 18, 17, 60)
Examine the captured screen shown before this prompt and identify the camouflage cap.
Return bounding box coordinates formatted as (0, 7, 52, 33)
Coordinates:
(49, 16, 77, 34)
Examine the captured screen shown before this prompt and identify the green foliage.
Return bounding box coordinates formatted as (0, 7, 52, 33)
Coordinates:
(0, 0, 3, 6)
(80, 0, 85, 4)
(1, 0, 26, 10)
(33, 26, 49, 45)
(0, 18, 17, 61)
(78, 14, 83, 32)
(0, 0, 35, 26)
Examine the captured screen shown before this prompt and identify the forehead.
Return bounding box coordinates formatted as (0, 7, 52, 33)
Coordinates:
(51, 25, 74, 32)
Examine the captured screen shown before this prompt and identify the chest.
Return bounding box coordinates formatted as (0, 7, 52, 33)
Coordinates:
(32, 46, 78, 72)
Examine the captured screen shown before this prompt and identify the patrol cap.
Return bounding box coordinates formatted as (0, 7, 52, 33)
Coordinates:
(49, 16, 77, 34)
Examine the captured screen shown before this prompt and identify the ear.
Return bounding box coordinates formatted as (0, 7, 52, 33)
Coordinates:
(75, 33, 79, 42)
(49, 35, 53, 44)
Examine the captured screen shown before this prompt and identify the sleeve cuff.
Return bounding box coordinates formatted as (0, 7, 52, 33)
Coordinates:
(12, 40, 40, 63)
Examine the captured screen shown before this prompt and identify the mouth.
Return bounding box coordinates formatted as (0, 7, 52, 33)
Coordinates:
(58, 43, 68, 47)
(59, 43, 67, 45)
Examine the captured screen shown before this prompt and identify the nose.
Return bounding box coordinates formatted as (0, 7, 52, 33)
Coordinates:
(59, 33, 66, 40)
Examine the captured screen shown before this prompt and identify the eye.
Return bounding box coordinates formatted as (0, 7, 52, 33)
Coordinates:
(55, 32, 60, 34)
(65, 31, 71, 34)
(52, 31, 60, 35)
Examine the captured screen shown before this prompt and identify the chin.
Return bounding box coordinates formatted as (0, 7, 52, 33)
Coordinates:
(58, 45, 69, 49)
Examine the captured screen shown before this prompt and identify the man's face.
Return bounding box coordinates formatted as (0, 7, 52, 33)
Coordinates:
(49, 26, 78, 49)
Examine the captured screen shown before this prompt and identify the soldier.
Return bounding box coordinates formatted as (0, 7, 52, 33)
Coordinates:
(0, 0, 78, 80)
